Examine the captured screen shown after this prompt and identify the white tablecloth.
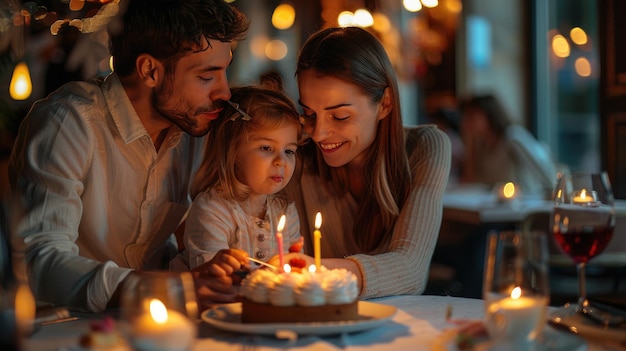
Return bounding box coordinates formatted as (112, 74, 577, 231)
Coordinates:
(23, 295, 602, 351)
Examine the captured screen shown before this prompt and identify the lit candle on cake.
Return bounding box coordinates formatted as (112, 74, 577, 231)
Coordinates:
(314, 212, 322, 269)
(283, 263, 291, 273)
(132, 298, 195, 351)
(276, 215, 286, 270)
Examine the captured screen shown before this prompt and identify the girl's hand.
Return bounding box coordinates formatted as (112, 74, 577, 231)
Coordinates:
(190, 249, 251, 310)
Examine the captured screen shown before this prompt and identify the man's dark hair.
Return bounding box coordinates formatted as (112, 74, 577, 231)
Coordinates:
(109, 0, 248, 77)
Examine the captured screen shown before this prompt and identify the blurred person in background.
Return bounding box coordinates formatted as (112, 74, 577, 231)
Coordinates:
(459, 93, 558, 198)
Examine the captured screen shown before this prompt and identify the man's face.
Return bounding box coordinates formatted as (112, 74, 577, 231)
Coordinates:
(154, 39, 233, 137)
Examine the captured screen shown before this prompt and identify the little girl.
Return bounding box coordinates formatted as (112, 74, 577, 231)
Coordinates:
(182, 82, 303, 269)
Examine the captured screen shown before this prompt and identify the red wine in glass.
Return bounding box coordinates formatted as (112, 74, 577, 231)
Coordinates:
(552, 205, 615, 263)
(551, 172, 616, 313)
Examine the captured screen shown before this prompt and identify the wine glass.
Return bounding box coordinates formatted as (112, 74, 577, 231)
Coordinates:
(483, 230, 550, 351)
(550, 171, 616, 312)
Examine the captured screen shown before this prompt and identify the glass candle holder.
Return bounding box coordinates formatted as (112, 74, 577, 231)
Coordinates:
(483, 230, 549, 351)
(121, 271, 198, 351)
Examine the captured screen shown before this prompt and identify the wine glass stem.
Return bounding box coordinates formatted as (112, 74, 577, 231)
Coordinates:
(576, 262, 587, 310)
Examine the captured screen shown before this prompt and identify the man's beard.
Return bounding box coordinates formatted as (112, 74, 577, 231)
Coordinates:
(153, 89, 211, 137)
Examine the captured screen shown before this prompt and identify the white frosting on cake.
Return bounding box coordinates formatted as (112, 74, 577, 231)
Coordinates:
(241, 266, 358, 306)
(269, 273, 299, 306)
(295, 273, 326, 306)
(323, 268, 359, 305)
(241, 269, 274, 303)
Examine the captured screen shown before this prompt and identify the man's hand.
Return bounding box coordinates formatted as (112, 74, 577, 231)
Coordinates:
(190, 249, 250, 311)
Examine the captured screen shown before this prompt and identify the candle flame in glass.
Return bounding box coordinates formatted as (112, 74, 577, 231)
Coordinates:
(510, 286, 522, 300)
(315, 212, 322, 229)
(149, 298, 169, 324)
(15, 283, 35, 334)
(580, 189, 588, 200)
(503, 182, 516, 199)
(283, 264, 291, 273)
(277, 215, 286, 232)
(308, 264, 316, 273)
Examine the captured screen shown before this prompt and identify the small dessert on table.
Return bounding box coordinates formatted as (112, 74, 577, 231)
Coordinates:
(79, 317, 131, 351)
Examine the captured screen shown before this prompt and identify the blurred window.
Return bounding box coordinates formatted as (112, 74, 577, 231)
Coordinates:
(532, 0, 599, 172)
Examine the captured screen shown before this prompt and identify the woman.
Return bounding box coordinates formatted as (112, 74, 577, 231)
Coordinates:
(274, 27, 451, 298)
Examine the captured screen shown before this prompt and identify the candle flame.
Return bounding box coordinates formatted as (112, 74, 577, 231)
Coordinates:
(308, 264, 316, 273)
(510, 286, 521, 300)
(283, 263, 291, 273)
(149, 298, 169, 324)
(277, 215, 286, 232)
(15, 283, 35, 331)
(315, 212, 322, 229)
(503, 182, 515, 198)
(580, 189, 587, 199)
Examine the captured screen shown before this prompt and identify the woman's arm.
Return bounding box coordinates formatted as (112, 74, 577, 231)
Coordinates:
(346, 126, 451, 298)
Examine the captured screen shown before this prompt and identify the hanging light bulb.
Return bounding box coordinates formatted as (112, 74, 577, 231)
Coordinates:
(9, 62, 32, 100)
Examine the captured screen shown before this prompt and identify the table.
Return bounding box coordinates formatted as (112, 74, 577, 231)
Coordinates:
(436, 185, 552, 298)
(23, 295, 603, 351)
(442, 184, 552, 226)
(439, 185, 626, 298)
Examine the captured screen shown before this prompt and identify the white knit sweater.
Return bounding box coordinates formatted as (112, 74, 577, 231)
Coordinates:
(284, 125, 451, 299)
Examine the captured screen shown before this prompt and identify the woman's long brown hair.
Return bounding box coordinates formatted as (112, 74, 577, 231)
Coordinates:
(296, 27, 411, 252)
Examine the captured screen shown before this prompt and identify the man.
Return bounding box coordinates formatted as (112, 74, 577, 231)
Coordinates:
(7, 0, 248, 312)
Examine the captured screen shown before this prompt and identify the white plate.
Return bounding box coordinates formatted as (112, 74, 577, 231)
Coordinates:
(548, 304, 626, 347)
(201, 301, 397, 336)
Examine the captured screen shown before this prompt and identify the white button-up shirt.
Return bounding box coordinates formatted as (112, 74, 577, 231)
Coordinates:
(8, 73, 207, 312)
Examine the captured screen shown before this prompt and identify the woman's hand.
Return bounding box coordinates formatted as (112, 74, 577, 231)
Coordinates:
(190, 249, 251, 311)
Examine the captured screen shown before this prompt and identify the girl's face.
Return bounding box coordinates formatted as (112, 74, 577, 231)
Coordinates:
(297, 71, 386, 168)
(235, 123, 299, 197)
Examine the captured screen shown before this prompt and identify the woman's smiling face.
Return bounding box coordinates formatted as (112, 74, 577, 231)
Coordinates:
(297, 70, 386, 168)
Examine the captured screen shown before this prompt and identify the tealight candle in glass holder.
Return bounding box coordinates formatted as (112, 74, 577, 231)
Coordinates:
(120, 271, 198, 351)
(570, 188, 600, 206)
(483, 230, 549, 351)
(493, 181, 520, 205)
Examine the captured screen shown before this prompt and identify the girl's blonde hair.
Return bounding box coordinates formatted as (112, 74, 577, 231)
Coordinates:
(191, 82, 302, 200)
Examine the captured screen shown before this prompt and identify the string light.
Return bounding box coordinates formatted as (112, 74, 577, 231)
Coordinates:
(337, 8, 373, 28)
(2, 0, 120, 36)
(272, 3, 295, 30)
(9, 61, 32, 100)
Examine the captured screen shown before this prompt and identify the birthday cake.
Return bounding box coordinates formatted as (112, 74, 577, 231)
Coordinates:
(240, 266, 359, 323)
